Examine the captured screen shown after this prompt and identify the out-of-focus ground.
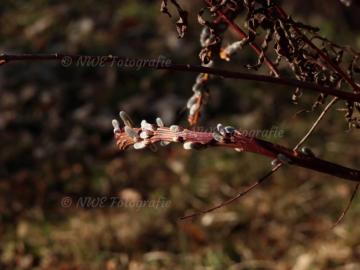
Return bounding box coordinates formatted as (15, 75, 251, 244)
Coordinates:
(0, 1, 360, 269)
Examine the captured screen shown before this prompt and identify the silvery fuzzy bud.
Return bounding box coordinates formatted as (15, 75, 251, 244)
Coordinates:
(140, 130, 152, 139)
(183, 141, 193, 150)
(217, 123, 226, 137)
(119, 111, 134, 128)
(156, 117, 164, 128)
(224, 126, 236, 136)
(141, 120, 154, 131)
(170, 125, 180, 132)
(125, 126, 139, 139)
(300, 146, 315, 157)
(112, 119, 120, 133)
(133, 141, 147, 150)
(212, 132, 223, 143)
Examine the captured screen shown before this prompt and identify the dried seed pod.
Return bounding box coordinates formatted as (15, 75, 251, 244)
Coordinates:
(200, 26, 211, 47)
(291, 87, 302, 104)
(187, 95, 198, 109)
(189, 103, 200, 116)
(119, 111, 134, 128)
(196, 73, 207, 85)
(220, 40, 246, 61)
(156, 117, 164, 127)
(112, 119, 120, 133)
(125, 126, 139, 140)
(192, 83, 203, 93)
(300, 146, 315, 157)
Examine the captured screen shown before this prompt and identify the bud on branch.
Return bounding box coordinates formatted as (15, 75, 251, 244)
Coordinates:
(113, 111, 360, 182)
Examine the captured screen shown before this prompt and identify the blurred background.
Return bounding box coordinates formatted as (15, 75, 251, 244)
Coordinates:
(1, 1, 360, 269)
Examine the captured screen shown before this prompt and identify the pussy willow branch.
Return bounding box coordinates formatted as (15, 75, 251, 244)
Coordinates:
(182, 97, 342, 219)
(113, 113, 360, 182)
(204, 0, 281, 77)
(1, 54, 359, 102)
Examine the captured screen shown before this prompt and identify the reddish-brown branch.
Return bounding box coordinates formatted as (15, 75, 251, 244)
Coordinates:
(183, 96, 340, 219)
(113, 116, 360, 182)
(1, 53, 359, 102)
(165, 64, 360, 102)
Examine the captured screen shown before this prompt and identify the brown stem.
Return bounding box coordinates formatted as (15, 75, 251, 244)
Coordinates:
(1, 53, 359, 102)
(164, 64, 360, 102)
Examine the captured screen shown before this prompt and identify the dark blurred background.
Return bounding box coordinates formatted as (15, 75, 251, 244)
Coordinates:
(0, 1, 360, 269)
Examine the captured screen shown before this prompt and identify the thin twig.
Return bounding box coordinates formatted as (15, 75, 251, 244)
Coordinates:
(181, 163, 282, 219)
(181, 96, 341, 219)
(294, 97, 339, 150)
(331, 183, 359, 229)
(270, 4, 360, 225)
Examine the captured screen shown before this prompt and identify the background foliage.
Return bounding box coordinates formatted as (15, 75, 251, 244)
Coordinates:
(1, 1, 360, 269)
